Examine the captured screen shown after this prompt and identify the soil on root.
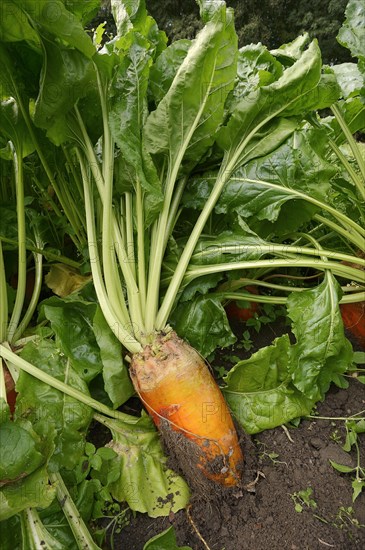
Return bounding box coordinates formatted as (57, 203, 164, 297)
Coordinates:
(110, 377, 365, 550)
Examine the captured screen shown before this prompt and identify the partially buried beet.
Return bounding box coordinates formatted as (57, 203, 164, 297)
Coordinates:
(340, 301, 365, 349)
(225, 286, 260, 322)
(130, 330, 243, 487)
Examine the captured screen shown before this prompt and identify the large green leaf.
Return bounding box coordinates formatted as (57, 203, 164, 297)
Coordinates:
(17, 340, 93, 470)
(33, 39, 95, 138)
(91, 414, 190, 517)
(217, 40, 339, 169)
(0, 40, 42, 102)
(170, 295, 236, 357)
(144, 4, 237, 171)
(0, 466, 55, 521)
(42, 297, 102, 382)
(191, 231, 268, 265)
(0, 98, 35, 158)
(228, 43, 283, 109)
(0, 421, 44, 480)
(223, 335, 314, 434)
(182, 116, 299, 208)
(20, 0, 95, 58)
(0, 417, 55, 520)
(287, 273, 353, 401)
(112, 0, 166, 55)
(93, 306, 134, 408)
(149, 40, 191, 104)
(109, 32, 163, 225)
(337, 0, 365, 62)
(185, 127, 334, 234)
(270, 34, 311, 64)
(332, 63, 364, 99)
(337, 0, 365, 100)
(63, 0, 100, 24)
(0, 1, 40, 46)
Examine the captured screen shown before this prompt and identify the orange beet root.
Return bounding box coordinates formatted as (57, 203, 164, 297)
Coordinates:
(130, 330, 243, 487)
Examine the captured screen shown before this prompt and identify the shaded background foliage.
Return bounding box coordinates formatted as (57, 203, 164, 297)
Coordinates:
(145, 0, 350, 64)
(96, 1, 351, 64)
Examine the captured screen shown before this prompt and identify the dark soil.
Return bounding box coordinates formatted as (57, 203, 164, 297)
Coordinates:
(102, 318, 365, 550)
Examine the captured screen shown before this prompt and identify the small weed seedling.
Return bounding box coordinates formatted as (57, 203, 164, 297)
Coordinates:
(330, 426, 342, 444)
(256, 440, 287, 466)
(334, 506, 365, 530)
(241, 330, 254, 352)
(330, 418, 365, 502)
(290, 487, 317, 513)
(246, 304, 288, 333)
(214, 364, 230, 379)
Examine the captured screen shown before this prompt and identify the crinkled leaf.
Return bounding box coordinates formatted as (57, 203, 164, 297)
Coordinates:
(271, 34, 311, 63)
(0, 465, 55, 521)
(42, 297, 102, 382)
(229, 43, 283, 107)
(91, 414, 189, 517)
(144, 526, 192, 550)
(111, 0, 144, 36)
(287, 274, 353, 401)
(16, 340, 93, 470)
(93, 306, 134, 408)
(34, 39, 95, 136)
(332, 63, 364, 98)
(149, 40, 191, 104)
(0, 421, 44, 480)
(178, 272, 223, 303)
(0, 411, 55, 484)
(218, 40, 322, 154)
(216, 128, 333, 233)
(109, 32, 163, 225)
(21, 0, 95, 58)
(181, 116, 300, 213)
(169, 295, 236, 357)
(223, 335, 314, 434)
(144, 4, 237, 171)
(112, 0, 166, 55)
(337, 0, 365, 62)
(280, 69, 340, 117)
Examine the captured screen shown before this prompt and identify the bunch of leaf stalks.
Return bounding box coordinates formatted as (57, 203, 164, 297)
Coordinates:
(0, 0, 364, 547)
